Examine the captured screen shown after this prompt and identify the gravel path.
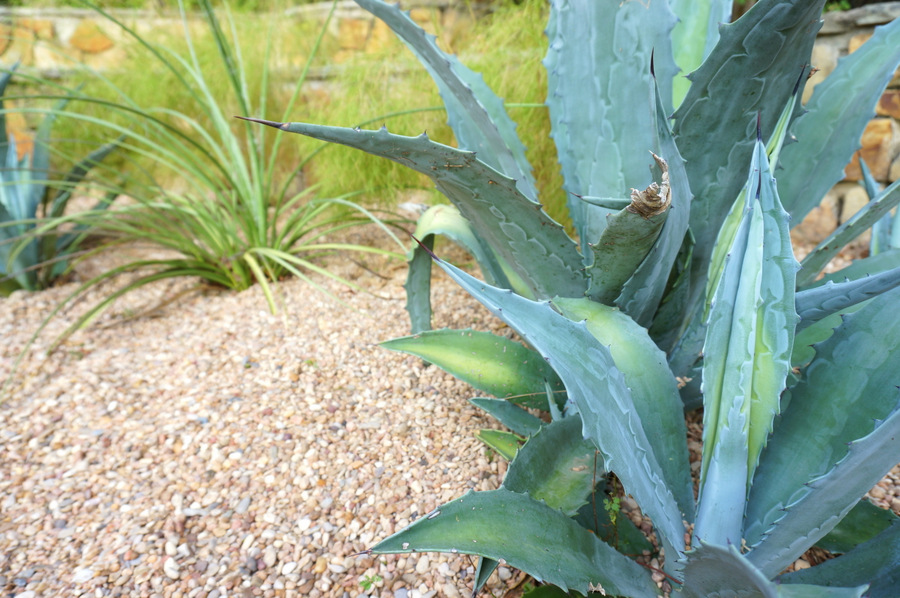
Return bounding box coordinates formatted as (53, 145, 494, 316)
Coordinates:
(0, 242, 518, 598)
(2, 234, 899, 598)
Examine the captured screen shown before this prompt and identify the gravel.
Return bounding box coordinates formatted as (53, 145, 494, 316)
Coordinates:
(1, 233, 898, 597)
(0, 241, 517, 598)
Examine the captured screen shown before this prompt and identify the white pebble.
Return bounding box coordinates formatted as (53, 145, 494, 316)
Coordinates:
(240, 534, 255, 551)
(281, 561, 297, 575)
(72, 567, 94, 583)
(163, 558, 180, 579)
(415, 555, 430, 574)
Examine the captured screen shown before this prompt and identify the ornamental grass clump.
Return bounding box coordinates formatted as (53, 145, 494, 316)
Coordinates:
(2, 0, 407, 363)
(248, 0, 900, 595)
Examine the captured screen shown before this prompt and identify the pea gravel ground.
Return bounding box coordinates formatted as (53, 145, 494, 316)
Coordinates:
(1, 233, 899, 598)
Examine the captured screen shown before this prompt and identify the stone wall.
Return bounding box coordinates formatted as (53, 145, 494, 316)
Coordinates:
(1, 1, 899, 239)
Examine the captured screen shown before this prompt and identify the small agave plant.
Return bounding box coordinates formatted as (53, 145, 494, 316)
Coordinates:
(247, 0, 900, 595)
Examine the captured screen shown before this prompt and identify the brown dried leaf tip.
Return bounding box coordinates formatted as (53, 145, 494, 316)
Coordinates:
(627, 152, 670, 219)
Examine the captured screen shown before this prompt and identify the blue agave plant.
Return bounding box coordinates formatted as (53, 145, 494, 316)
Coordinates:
(247, 0, 900, 595)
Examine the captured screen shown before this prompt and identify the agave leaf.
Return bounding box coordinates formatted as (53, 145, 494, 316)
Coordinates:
(673, 0, 825, 330)
(354, 0, 537, 200)
(779, 520, 900, 598)
(404, 203, 516, 332)
(857, 158, 894, 257)
(815, 499, 898, 555)
(747, 406, 900, 579)
(381, 329, 564, 411)
(475, 429, 521, 461)
(745, 286, 900, 576)
(572, 491, 654, 559)
(617, 75, 693, 328)
(544, 0, 677, 255)
(585, 153, 671, 305)
(425, 251, 687, 567)
(369, 488, 660, 597)
(696, 138, 797, 546)
(669, 0, 732, 109)
(797, 177, 900, 286)
(795, 266, 900, 331)
(242, 119, 585, 300)
(682, 542, 867, 598)
(469, 398, 543, 437)
(502, 415, 599, 517)
(778, 17, 900, 225)
(552, 297, 693, 520)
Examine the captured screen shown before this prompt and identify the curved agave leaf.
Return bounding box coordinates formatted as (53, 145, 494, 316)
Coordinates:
(544, 0, 677, 255)
(696, 139, 797, 546)
(475, 429, 521, 460)
(469, 398, 543, 437)
(552, 297, 693, 520)
(369, 488, 660, 597)
(779, 520, 900, 598)
(354, 0, 538, 200)
(381, 329, 564, 411)
(745, 285, 900, 576)
(404, 204, 516, 332)
(241, 119, 585, 300)
(669, 0, 732, 108)
(424, 250, 687, 568)
(815, 499, 898, 555)
(682, 543, 866, 598)
(673, 0, 825, 330)
(778, 16, 900, 225)
(586, 153, 671, 305)
(795, 266, 900, 331)
(797, 177, 900, 286)
(747, 406, 900, 579)
(502, 415, 599, 517)
(617, 76, 693, 328)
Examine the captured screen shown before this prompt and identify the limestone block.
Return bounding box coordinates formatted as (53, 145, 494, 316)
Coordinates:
(844, 118, 900, 182)
(68, 19, 114, 54)
(19, 19, 55, 41)
(0, 25, 36, 67)
(0, 24, 12, 56)
(890, 154, 900, 182)
(878, 90, 900, 120)
(365, 18, 395, 54)
(839, 180, 873, 222)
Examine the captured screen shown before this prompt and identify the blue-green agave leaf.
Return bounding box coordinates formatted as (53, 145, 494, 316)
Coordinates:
(369, 488, 660, 597)
(404, 204, 516, 332)
(815, 499, 898, 555)
(544, 0, 677, 255)
(745, 286, 900, 576)
(669, 0, 732, 109)
(475, 429, 521, 461)
(617, 76, 693, 328)
(697, 138, 797, 546)
(682, 542, 866, 598)
(778, 16, 900, 225)
(779, 520, 900, 598)
(747, 406, 900, 579)
(426, 252, 687, 566)
(797, 177, 900, 287)
(858, 158, 893, 257)
(381, 329, 564, 410)
(242, 119, 585, 300)
(585, 153, 671, 305)
(502, 415, 599, 517)
(673, 0, 825, 328)
(552, 297, 693, 520)
(354, 0, 538, 200)
(469, 397, 543, 437)
(795, 266, 900, 331)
